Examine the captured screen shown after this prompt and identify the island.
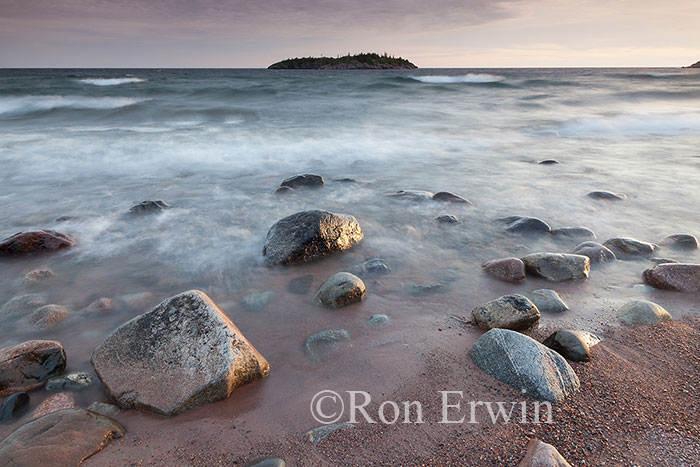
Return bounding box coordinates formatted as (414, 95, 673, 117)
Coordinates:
(268, 53, 417, 70)
(687, 60, 700, 68)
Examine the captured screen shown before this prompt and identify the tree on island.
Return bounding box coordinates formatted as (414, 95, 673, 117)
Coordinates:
(268, 52, 418, 69)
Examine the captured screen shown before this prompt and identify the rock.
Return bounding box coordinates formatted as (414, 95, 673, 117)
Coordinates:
(31, 393, 76, 420)
(471, 329, 580, 403)
(304, 329, 351, 364)
(332, 178, 356, 184)
(542, 330, 601, 362)
(0, 230, 75, 257)
(366, 314, 389, 327)
(280, 174, 324, 189)
(660, 234, 699, 250)
(538, 159, 559, 165)
(306, 423, 354, 444)
(521, 253, 590, 281)
(241, 291, 275, 312)
(571, 241, 616, 263)
(275, 186, 295, 195)
(128, 200, 172, 215)
(587, 190, 627, 201)
(643, 263, 700, 292)
(504, 217, 551, 234)
(432, 191, 472, 205)
(0, 340, 66, 397)
(0, 393, 30, 423)
(87, 402, 120, 417)
(315, 272, 366, 308)
(85, 297, 112, 313)
(616, 300, 672, 324)
(263, 210, 363, 266)
(245, 457, 287, 467)
(350, 257, 391, 277)
(523, 289, 569, 314)
(482, 257, 526, 283)
(551, 227, 596, 240)
(91, 290, 270, 416)
(603, 237, 657, 259)
(45, 372, 93, 391)
(389, 190, 434, 201)
(436, 215, 460, 224)
(29, 304, 70, 329)
(0, 408, 125, 466)
(288, 275, 314, 294)
(404, 283, 448, 297)
(0, 294, 48, 320)
(649, 257, 679, 264)
(55, 216, 78, 223)
(472, 295, 540, 331)
(23, 269, 56, 287)
(519, 439, 572, 466)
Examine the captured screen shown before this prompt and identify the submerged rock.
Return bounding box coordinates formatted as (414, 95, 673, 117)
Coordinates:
(246, 457, 287, 467)
(404, 283, 448, 297)
(523, 289, 569, 314)
(84, 297, 112, 314)
(471, 294, 540, 331)
(315, 272, 366, 308)
(519, 439, 572, 467)
(660, 233, 699, 250)
(280, 174, 324, 189)
(288, 275, 314, 294)
(241, 291, 275, 312)
(522, 253, 590, 281)
(538, 159, 559, 165)
(571, 241, 616, 263)
(389, 190, 434, 201)
(275, 186, 295, 195)
(587, 190, 627, 201)
(0, 408, 125, 466)
(306, 423, 354, 444)
(45, 372, 93, 391)
(503, 217, 551, 235)
(551, 227, 596, 240)
(649, 257, 679, 265)
(29, 304, 70, 329)
(23, 269, 56, 287)
(91, 290, 270, 416)
(350, 257, 391, 277)
(482, 257, 526, 283)
(0, 340, 66, 397)
(0, 294, 48, 320)
(471, 329, 580, 403)
(643, 263, 700, 292)
(542, 330, 601, 362)
(0, 230, 75, 256)
(366, 314, 389, 327)
(263, 210, 363, 266)
(32, 393, 76, 420)
(432, 191, 472, 205)
(436, 215, 461, 224)
(304, 329, 351, 364)
(87, 402, 120, 418)
(616, 300, 672, 324)
(128, 200, 172, 215)
(603, 237, 657, 259)
(0, 393, 30, 423)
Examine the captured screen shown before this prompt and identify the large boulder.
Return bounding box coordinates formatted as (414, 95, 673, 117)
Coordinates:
(471, 295, 540, 331)
(314, 272, 366, 308)
(280, 174, 324, 189)
(262, 210, 363, 266)
(482, 258, 526, 283)
(523, 289, 569, 314)
(0, 409, 125, 466)
(519, 439, 571, 466)
(521, 253, 590, 281)
(542, 330, 601, 362)
(659, 234, 699, 250)
(91, 290, 270, 416)
(0, 230, 75, 256)
(603, 237, 657, 259)
(0, 340, 66, 397)
(471, 329, 580, 403)
(643, 263, 700, 292)
(616, 300, 672, 324)
(570, 241, 616, 263)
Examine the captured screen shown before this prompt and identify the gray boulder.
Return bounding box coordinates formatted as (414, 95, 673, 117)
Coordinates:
(436, 215, 460, 224)
(471, 294, 540, 331)
(616, 300, 672, 324)
(523, 289, 569, 314)
(603, 237, 657, 259)
(350, 257, 391, 277)
(660, 234, 699, 250)
(521, 253, 590, 281)
(471, 329, 580, 403)
(304, 329, 351, 364)
(551, 227, 596, 240)
(315, 272, 366, 308)
(571, 241, 616, 263)
(542, 330, 601, 362)
(587, 190, 627, 201)
(91, 290, 270, 416)
(263, 210, 363, 266)
(503, 217, 551, 234)
(280, 174, 324, 189)
(0, 340, 66, 397)
(482, 257, 526, 283)
(643, 263, 700, 292)
(432, 191, 472, 205)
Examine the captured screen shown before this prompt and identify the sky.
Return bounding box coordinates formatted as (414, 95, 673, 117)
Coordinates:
(0, 0, 698, 68)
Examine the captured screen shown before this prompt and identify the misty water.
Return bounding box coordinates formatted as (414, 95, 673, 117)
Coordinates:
(1, 68, 700, 443)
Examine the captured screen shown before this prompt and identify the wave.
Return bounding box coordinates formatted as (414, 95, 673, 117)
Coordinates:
(78, 77, 145, 86)
(556, 112, 700, 137)
(409, 74, 505, 84)
(0, 96, 148, 117)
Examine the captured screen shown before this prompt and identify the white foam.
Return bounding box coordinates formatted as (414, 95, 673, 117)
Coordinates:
(0, 96, 147, 117)
(558, 112, 700, 137)
(78, 77, 145, 86)
(410, 74, 504, 84)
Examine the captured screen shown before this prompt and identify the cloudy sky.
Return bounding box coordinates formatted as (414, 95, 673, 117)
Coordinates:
(1, 0, 698, 67)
